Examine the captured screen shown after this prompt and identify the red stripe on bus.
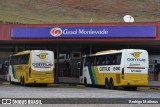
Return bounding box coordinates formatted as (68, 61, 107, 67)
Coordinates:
(127, 67, 145, 69)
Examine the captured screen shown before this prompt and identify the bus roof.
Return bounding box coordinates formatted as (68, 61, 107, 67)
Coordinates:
(96, 50, 119, 54)
(85, 50, 121, 57)
(14, 50, 31, 55)
(95, 50, 122, 56)
(87, 49, 146, 57)
(13, 50, 53, 56)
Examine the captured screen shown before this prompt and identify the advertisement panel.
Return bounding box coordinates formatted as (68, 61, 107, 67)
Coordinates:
(11, 25, 156, 38)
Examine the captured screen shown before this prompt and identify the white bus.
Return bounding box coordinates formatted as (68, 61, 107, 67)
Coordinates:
(79, 49, 149, 90)
(8, 50, 54, 86)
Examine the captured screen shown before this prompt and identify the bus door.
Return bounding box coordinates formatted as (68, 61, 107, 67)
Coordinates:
(123, 50, 148, 81)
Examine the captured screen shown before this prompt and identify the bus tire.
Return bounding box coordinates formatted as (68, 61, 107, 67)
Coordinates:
(84, 78, 88, 87)
(110, 79, 117, 90)
(132, 87, 137, 91)
(23, 77, 26, 86)
(41, 84, 48, 87)
(20, 77, 23, 86)
(123, 87, 130, 90)
(9, 76, 12, 84)
(105, 78, 110, 89)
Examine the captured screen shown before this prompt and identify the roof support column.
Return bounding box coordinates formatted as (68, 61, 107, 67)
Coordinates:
(55, 44, 59, 83)
(14, 46, 18, 53)
(23, 44, 26, 51)
(90, 44, 92, 54)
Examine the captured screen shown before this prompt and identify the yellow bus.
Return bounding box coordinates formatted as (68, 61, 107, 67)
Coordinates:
(8, 50, 54, 86)
(79, 49, 148, 90)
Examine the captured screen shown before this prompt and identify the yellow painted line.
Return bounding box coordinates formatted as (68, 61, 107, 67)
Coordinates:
(48, 84, 85, 87)
(139, 87, 160, 90)
(139, 87, 150, 90)
(2, 82, 10, 85)
(149, 87, 160, 90)
(75, 85, 85, 87)
(48, 84, 64, 86)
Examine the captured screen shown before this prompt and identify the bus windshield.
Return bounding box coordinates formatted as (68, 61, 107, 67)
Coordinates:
(31, 50, 54, 71)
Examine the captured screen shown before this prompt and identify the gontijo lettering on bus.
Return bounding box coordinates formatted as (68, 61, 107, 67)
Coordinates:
(127, 52, 146, 62)
(32, 63, 53, 68)
(98, 66, 120, 73)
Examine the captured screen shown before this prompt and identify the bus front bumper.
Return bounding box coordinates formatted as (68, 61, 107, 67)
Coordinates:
(120, 80, 148, 87)
(27, 78, 54, 84)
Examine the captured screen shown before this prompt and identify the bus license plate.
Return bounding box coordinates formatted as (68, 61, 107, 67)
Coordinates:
(134, 80, 138, 83)
(40, 78, 44, 80)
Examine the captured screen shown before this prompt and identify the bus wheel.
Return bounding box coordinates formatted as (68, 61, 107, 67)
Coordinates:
(9, 76, 12, 84)
(123, 87, 130, 90)
(132, 87, 137, 91)
(84, 78, 88, 87)
(105, 78, 110, 89)
(110, 79, 117, 90)
(23, 77, 26, 86)
(20, 77, 23, 86)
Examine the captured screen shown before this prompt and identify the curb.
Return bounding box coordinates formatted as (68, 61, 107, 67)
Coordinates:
(48, 84, 85, 87)
(0, 82, 85, 87)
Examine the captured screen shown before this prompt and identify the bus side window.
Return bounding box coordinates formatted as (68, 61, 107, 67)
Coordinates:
(25, 54, 29, 64)
(112, 55, 116, 65)
(116, 54, 122, 65)
(96, 57, 99, 65)
(93, 57, 97, 66)
(96, 56, 104, 66)
(20, 56, 24, 64)
(101, 56, 106, 65)
(108, 55, 113, 65)
(105, 56, 110, 65)
(96, 57, 101, 65)
(23, 54, 28, 64)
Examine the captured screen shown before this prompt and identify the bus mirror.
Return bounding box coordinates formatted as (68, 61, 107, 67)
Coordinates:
(5, 61, 9, 67)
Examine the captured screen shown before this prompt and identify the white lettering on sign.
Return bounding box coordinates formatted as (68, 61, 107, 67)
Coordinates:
(63, 29, 77, 34)
(62, 29, 109, 35)
(78, 29, 108, 35)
